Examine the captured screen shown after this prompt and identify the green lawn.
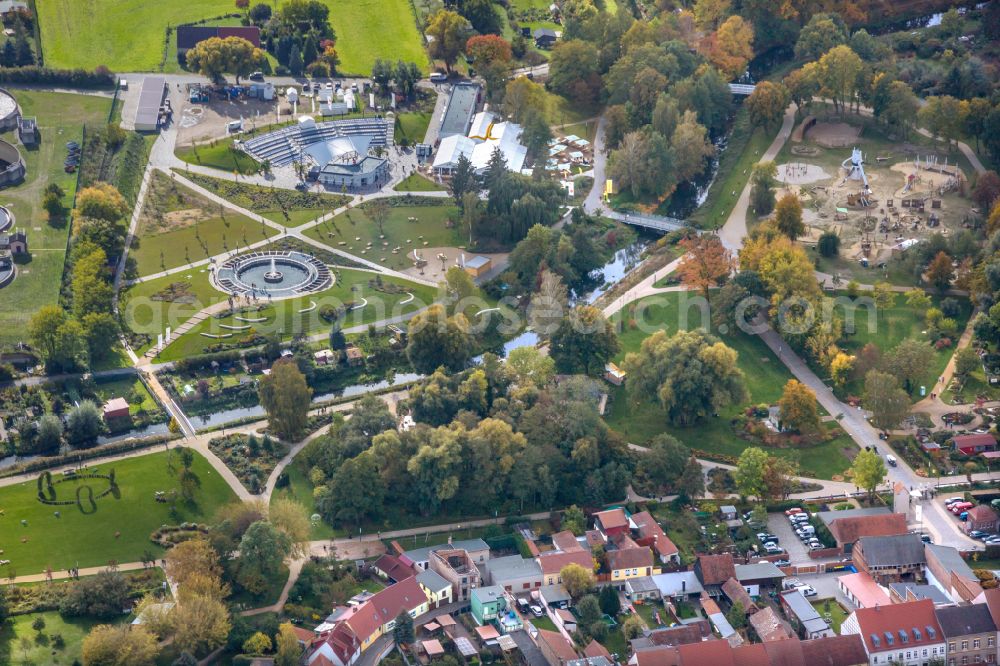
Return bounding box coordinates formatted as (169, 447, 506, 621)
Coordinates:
(175, 140, 261, 176)
(0, 610, 122, 665)
(91, 375, 160, 416)
(812, 599, 847, 633)
(394, 173, 446, 192)
(301, 201, 462, 272)
(833, 291, 972, 398)
(0, 90, 112, 346)
(0, 449, 236, 572)
(155, 268, 438, 361)
(37, 0, 427, 73)
(395, 112, 432, 146)
(607, 292, 856, 479)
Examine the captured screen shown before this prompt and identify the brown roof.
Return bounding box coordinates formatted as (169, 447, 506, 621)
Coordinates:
(583, 639, 611, 659)
(643, 622, 713, 647)
(829, 513, 907, 546)
(374, 554, 415, 581)
(853, 599, 942, 653)
(633, 646, 683, 666)
(677, 640, 738, 665)
(594, 508, 628, 530)
(721, 578, 757, 614)
(953, 433, 997, 449)
(984, 588, 1000, 631)
(732, 643, 771, 666)
(967, 504, 998, 523)
(536, 628, 578, 663)
(799, 634, 868, 666)
(538, 549, 594, 575)
(551, 530, 584, 552)
(631, 511, 680, 558)
(607, 545, 653, 571)
(696, 553, 736, 585)
(748, 606, 795, 642)
(760, 639, 805, 666)
(585, 530, 606, 548)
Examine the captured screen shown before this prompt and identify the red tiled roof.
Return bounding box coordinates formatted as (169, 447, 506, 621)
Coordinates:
(853, 599, 942, 653)
(551, 530, 584, 553)
(984, 588, 1000, 631)
(967, 504, 998, 523)
(696, 553, 736, 585)
(536, 628, 579, 663)
(585, 530, 606, 548)
(594, 508, 629, 530)
(721, 578, 757, 614)
(538, 549, 594, 575)
(293, 626, 317, 643)
(633, 646, 683, 666)
(631, 511, 679, 558)
(829, 514, 908, 546)
(583, 639, 611, 659)
(799, 634, 868, 666)
(760, 639, 805, 666)
(607, 545, 653, 571)
(677, 640, 737, 665)
(953, 433, 997, 450)
(644, 622, 713, 647)
(732, 643, 771, 666)
(374, 554, 415, 581)
(748, 606, 795, 642)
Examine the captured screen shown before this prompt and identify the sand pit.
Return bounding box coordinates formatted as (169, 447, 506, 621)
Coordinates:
(777, 162, 829, 185)
(890, 161, 964, 198)
(806, 121, 862, 148)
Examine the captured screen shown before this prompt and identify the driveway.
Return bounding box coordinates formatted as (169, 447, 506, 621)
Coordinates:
(510, 629, 547, 666)
(767, 512, 811, 564)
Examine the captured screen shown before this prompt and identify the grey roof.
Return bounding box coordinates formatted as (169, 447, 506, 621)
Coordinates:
(624, 576, 659, 593)
(888, 583, 951, 605)
(651, 571, 703, 597)
(817, 506, 890, 528)
(0, 1, 27, 13)
(782, 589, 821, 622)
(935, 604, 997, 638)
(567, 658, 611, 666)
(856, 533, 926, 566)
(720, 505, 737, 513)
(416, 569, 451, 592)
(533, 28, 557, 38)
(540, 584, 571, 604)
(320, 155, 386, 177)
(472, 584, 506, 605)
(134, 76, 165, 129)
(735, 562, 786, 581)
(484, 555, 541, 584)
(926, 543, 976, 580)
(439, 82, 480, 139)
(465, 255, 490, 269)
(402, 538, 489, 564)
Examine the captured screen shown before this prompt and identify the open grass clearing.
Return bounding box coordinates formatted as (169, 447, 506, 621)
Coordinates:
(0, 90, 111, 346)
(302, 201, 462, 272)
(175, 140, 261, 176)
(0, 610, 123, 665)
(120, 269, 225, 356)
(394, 173, 446, 193)
(0, 449, 236, 572)
(395, 111, 432, 146)
(325, 0, 427, 75)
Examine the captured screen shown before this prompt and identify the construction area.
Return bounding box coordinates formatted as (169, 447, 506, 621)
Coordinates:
(774, 115, 977, 277)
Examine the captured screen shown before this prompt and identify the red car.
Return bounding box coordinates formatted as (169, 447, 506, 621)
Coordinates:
(785, 508, 803, 516)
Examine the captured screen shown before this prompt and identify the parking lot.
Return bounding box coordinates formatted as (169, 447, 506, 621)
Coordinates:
(767, 512, 812, 564)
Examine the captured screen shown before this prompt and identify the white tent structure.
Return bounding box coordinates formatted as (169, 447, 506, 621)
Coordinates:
(433, 111, 527, 175)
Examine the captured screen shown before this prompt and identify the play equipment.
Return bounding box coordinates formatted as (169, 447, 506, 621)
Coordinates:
(842, 147, 870, 192)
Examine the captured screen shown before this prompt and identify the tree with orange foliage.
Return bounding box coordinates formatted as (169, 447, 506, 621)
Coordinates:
(926, 251, 955, 292)
(677, 234, 733, 297)
(706, 16, 754, 80)
(466, 35, 512, 65)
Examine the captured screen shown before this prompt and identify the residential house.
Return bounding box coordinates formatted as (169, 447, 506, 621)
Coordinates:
(582, 640, 611, 662)
(607, 539, 655, 583)
(551, 530, 584, 552)
(964, 505, 999, 534)
(952, 433, 998, 456)
(372, 554, 414, 584)
(532, 28, 558, 48)
(925, 544, 982, 604)
(694, 553, 736, 598)
(0, 1, 28, 19)
(344, 344, 363, 366)
(853, 534, 926, 584)
(935, 603, 997, 666)
(428, 548, 481, 601)
(631, 511, 680, 566)
(470, 585, 508, 626)
(840, 599, 946, 666)
(827, 513, 909, 554)
(536, 628, 579, 666)
(625, 576, 660, 601)
(305, 577, 429, 666)
(416, 569, 453, 608)
(630, 634, 868, 666)
(779, 590, 835, 639)
(176, 25, 261, 59)
(481, 554, 542, 593)
(721, 578, 757, 615)
(887, 583, 952, 607)
(594, 508, 630, 538)
(701, 597, 742, 647)
(650, 571, 704, 602)
(314, 349, 336, 365)
(538, 550, 594, 586)
(628, 621, 713, 651)
(539, 584, 572, 610)
(749, 605, 795, 643)
(735, 562, 786, 594)
(839, 572, 892, 609)
(397, 539, 490, 572)
(101, 397, 130, 421)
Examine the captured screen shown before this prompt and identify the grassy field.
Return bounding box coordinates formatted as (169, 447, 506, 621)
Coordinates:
(302, 201, 462, 272)
(155, 268, 438, 361)
(833, 291, 972, 398)
(37, 0, 427, 74)
(175, 140, 261, 175)
(0, 90, 111, 346)
(394, 173, 446, 192)
(120, 269, 226, 355)
(395, 111, 432, 146)
(131, 172, 277, 277)
(606, 292, 856, 479)
(0, 449, 236, 572)
(271, 462, 337, 540)
(0, 610, 122, 665)
(91, 375, 160, 416)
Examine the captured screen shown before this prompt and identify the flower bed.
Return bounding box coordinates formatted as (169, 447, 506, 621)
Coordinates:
(208, 433, 287, 494)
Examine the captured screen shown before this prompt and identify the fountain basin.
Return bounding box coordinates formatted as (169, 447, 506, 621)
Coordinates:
(213, 250, 332, 299)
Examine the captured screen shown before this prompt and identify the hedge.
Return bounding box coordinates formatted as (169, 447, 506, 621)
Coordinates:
(0, 66, 115, 88)
(0, 433, 178, 479)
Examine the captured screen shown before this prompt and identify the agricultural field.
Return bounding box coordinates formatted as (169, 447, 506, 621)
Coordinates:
(607, 292, 856, 479)
(0, 90, 111, 346)
(131, 171, 278, 277)
(0, 449, 237, 572)
(36, 0, 428, 73)
(302, 201, 462, 272)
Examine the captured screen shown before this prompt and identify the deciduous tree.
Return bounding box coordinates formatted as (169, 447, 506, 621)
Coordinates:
(774, 193, 804, 240)
(426, 10, 468, 71)
(746, 81, 790, 129)
(258, 359, 312, 441)
(863, 370, 910, 432)
(850, 447, 886, 500)
(185, 36, 266, 83)
(560, 563, 595, 598)
(549, 305, 619, 376)
(777, 379, 821, 434)
(406, 304, 472, 373)
(671, 111, 714, 182)
(82, 624, 160, 666)
(677, 234, 732, 296)
(707, 16, 754, 80)
(735, 447, 768, 500)
(926, 251, 955, 291)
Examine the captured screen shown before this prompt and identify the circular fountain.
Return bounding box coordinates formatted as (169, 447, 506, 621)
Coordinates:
(213, 250, 332, 299)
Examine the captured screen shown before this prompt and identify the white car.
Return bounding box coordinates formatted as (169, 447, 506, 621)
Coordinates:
(530, 605, 544, 617)
(795, 584, 817, 597)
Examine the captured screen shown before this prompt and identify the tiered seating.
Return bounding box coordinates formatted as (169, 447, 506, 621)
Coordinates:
(242, 119, 392, 165)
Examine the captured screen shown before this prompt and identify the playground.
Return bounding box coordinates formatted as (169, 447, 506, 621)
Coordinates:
(773, 114, 978, 283)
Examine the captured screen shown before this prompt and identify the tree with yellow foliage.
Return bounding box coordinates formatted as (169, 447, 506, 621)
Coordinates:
(707, 16, 754, 80)
(777, 379, 821, 434)
(829, 352, 856, 388)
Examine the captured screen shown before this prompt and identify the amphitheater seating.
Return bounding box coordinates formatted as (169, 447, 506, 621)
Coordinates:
(241, 118, 392, 167)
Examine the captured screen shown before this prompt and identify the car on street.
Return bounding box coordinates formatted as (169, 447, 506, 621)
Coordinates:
(773, 559, 790, 566)
(249, 71, 264, 81)
(970, 530, 989, 540)
(945, 497, 965, 505)
(782, 579, 802, 590)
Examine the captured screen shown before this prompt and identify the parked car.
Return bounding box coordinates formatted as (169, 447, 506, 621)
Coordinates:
(765, 544, 783, 555)
(429, 72, 448, 83)
(809, 543, 825, 551)
(795, 584, 818, 597)
(773, 559, 790, 567)
(782, 579, 802, 590)
(757, 533, 778, 543)
(985, 536, 1000, 545)
(530, 605, 544, 617)
(970, 530, 989, 540)
(249, 71, 264, 81)
(945, 497, 966, 505)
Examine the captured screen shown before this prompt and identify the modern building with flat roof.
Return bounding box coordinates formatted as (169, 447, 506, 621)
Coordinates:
(438, 82, 480, 139)
(134, 76, 166, 132)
